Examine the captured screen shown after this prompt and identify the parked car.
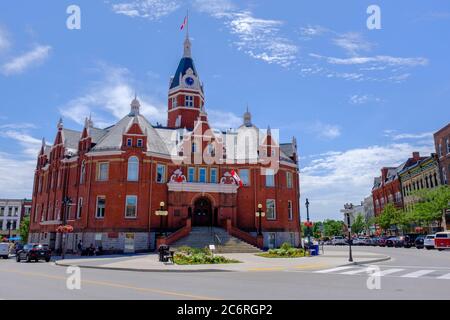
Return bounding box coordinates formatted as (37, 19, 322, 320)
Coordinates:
(415, 235, 425, 249)
(0, 242, 9, 259)
(394, 236, 405, 247)
(14, 243, 24, 255)
(377, 236, 389, 247)
(434, 232, 450, 251)
(403, 234, 420, 248)
(16, 243, 51, 263)
(424, 234, 435, 250)
(352, 237, 363, 246)
(331, 236, 347, 246)
(385, 236, 398, 247)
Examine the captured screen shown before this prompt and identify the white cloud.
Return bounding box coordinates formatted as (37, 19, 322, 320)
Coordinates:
(332, 32, 374, 56)
(301, 140, 434, 221)
(207, 109, 241, 130)
(307, 121, 341, 140)
(0, 152, 36, 198)
(193, 0, 235, 18)
(311, 53, 428, 67)
(0, 123, 37, 130)
(349, 94, 382, 105)
(59, 64, 166, 127)
(299, 25, 328, 38)
(111, 0, 181, 20)
(0, 26, 11, 52)
(0, 130, 42, 158)
(194, 1, 298, 68)
(1, 45, 51, 76)
(384, 131, 433, 141)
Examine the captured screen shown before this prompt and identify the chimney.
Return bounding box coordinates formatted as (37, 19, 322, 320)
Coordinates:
(381, 167, 389, 183)
(412, 152, 420, 161)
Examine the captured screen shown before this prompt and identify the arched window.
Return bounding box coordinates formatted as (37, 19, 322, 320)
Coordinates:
(127, 156, 139, 181)
(80, 161, 86, 184)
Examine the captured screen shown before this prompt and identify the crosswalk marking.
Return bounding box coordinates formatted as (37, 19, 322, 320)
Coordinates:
(372, 268, 404, 277)
(437, 273, 450, 279)
(401, 270, 436, 278)
(316, 266, 354, 273)
(340, 268, 371, 275)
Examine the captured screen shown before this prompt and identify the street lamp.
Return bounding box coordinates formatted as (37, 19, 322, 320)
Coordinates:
(61, 196, 74, 260)
(6, 221, 11, 240)
(305, 199, 311, 249)
(255, 204, 265, 236)
(346, 213, 353, 262)
(155, 201, 168, 237)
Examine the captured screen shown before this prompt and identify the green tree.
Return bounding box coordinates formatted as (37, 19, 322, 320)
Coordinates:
(312, 221, 323, 238)
(323, 219, 345, 237)
(412, 186, 450, 227)
(351, 214, 365, 235)
(19, 216, 30, 243)
(364, 216, 376, 235)
(376, 203, 398, 232)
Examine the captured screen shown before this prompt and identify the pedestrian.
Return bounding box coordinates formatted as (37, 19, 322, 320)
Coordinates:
(77, 240, 83, 255)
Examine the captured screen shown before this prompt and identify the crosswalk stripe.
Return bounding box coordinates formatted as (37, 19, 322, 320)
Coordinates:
(401, 270, 436, 278)
(437, 273, 450, 279)
(372, 268, 404, 277)
(316, 266, 354, 273)
(340, 268, 371, 275)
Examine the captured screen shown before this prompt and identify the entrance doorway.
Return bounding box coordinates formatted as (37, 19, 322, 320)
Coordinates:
(193, 197, 212, 226)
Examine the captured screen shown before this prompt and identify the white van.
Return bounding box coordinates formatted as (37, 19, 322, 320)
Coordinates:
(0, 243, 10, 259)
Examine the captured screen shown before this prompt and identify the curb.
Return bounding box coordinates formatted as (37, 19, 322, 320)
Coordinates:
(341, 255, 391, 266)
(54, 261, 234, 273)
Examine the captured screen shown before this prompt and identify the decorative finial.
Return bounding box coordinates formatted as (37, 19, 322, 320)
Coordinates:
(243, 105, 252, 127)
(183, 10, 192, 58)
(57, 117, 63, 130)
(267, 125, 271, 136)
(130, 95, 141, 116)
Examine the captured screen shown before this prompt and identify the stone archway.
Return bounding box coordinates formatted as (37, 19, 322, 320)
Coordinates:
(192, 197, 213, 226)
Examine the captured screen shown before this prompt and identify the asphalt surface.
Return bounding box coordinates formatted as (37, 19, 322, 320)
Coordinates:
(0, 246, 449, 300)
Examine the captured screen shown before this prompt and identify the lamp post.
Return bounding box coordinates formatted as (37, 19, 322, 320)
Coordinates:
(305, 198, 311, 249)
(155, 201, 168, 237)
(346, 212, 353, 262)
(61, 196, 73, 260)
(6, 221, 11, 240)
(256, 204, 265, 236)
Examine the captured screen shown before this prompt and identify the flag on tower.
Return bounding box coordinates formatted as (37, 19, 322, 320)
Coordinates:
(180, 15, 188, 30)
(231, 170, 243, 188)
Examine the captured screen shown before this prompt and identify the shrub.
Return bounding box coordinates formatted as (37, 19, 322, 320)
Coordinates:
(173, 246, 240, 265)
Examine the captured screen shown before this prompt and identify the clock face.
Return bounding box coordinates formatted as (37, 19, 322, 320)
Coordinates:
(185, 77, 195, 86)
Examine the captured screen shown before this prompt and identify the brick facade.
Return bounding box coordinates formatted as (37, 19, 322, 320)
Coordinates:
(29, 36, 301, 253)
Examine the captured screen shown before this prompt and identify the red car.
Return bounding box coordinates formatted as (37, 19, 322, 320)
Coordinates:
(434, 232, 450, 251)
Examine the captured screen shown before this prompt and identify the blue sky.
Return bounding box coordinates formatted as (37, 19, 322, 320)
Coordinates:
(0, 0, 449, 220)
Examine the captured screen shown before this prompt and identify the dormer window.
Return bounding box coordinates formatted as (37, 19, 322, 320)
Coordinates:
(127, 138, 132, 147)
(137, 139, 143, 147)
(185, 95, 193, 107)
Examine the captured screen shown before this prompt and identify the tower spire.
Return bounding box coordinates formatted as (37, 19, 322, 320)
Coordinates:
(183, 10, 192, 58)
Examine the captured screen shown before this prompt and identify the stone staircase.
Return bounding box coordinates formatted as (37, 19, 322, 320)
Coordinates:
(170, 227, 262, 253)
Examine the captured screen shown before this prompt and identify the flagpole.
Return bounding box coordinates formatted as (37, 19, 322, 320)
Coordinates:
(186, 9, 189, 39)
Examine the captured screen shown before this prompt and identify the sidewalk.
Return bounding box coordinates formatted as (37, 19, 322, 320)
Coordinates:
(54, 249, 390, 273)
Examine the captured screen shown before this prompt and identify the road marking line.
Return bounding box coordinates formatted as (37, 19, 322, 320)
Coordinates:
(0, 268, 218, 300)
(372, 268, 404, 277)
(437, 273, 450, 280)
(315, 266, 354, 273)
(247, 267, 285, 271)
(340, 268, 371, 275)
(294, 263, 330, 270)
(401, 270, 436, 278)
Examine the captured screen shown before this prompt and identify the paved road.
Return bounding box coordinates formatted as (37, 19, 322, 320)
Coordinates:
(0, 246, 449, 300)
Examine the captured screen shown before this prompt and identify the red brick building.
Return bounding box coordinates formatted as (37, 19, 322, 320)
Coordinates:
(29, 35, 301, 253)
(434, 123, 450, 185)
(372, 152, 425, 216)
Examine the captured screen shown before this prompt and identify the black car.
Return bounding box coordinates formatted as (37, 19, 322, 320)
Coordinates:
(403, 234, 420, 248)
(415, 235, 425, 249)
(385, 236, 398, 247)
(16, 243, 51, 263)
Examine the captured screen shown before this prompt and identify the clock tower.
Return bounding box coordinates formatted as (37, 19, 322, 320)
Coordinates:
(167, 33, 206, 130)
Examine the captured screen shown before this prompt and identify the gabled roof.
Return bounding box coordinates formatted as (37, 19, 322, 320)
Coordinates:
(62, 128, 81, 150)
(92, 114, 169, 154)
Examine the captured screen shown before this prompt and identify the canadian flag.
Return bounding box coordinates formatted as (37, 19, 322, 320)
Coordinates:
(180, 15, 188, 30)
(231, 170, 243, 188)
